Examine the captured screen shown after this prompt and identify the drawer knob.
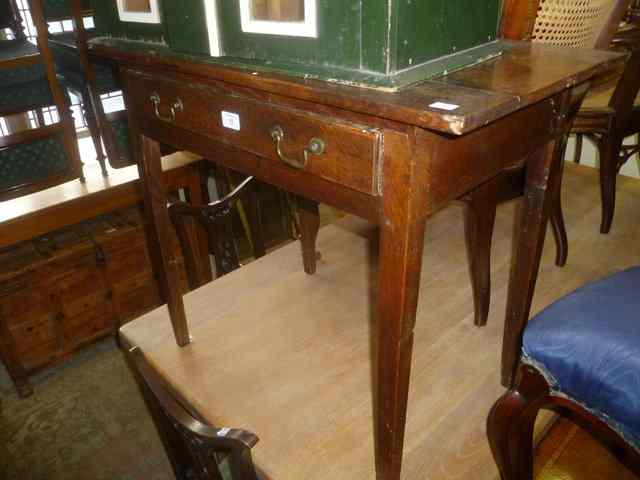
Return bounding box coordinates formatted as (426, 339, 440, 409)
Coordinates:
(269, 126, 325, 170)
(150, 92, 183, 123)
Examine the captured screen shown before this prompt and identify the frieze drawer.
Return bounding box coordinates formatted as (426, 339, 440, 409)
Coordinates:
(126, 70, 382, 195)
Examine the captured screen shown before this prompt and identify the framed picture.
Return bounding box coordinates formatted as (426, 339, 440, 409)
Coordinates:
(239, 0, 317, 38)
(117, 0, 162, 24)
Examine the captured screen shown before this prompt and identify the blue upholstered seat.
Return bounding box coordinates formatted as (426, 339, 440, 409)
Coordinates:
(523, 267, 640, 450)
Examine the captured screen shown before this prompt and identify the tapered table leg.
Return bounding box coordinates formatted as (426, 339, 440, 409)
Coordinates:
(375, 131, 429, 480)
(138, 135, 190, 347)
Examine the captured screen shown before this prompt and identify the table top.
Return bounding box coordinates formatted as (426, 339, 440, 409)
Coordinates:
(91, 39, 623, 135)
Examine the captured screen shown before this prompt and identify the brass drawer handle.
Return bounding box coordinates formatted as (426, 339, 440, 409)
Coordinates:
(150, 92, 183, 123)
(269, 126, 325, 170)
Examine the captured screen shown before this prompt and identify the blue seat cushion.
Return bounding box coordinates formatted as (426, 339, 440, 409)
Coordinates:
(523, 267, 640, 450)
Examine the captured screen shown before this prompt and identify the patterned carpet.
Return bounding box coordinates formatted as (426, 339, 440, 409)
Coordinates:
(0, 338, 173, 480)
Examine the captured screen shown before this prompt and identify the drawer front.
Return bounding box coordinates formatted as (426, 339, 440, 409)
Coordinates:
(10, 314, 59, 353)
(127, 71, 382, 195)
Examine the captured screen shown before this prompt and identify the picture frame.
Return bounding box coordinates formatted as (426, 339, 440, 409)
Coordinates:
(116, 0, 162, 24)
(239, 0, 317, 38)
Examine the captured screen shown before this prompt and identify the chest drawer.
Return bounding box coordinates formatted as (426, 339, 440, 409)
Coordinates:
(126, 71, 382, 195)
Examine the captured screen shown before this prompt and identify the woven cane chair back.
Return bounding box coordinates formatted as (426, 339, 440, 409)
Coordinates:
(531, 0, 619, 48)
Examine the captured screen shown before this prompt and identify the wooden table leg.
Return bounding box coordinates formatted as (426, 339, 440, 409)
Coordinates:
(375, 131, 429, 480)
(501, 139, 558, 386)
(138, 135, 190, 347)
(297, 196, 320, 275)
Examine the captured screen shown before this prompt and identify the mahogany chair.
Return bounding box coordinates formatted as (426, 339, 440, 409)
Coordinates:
(0, 0, 84, 202)
(41, 0, 111, 175)
(464, 0, 632, 327)
(44, 0, 132, 172)
(571, 43, 640, 237)
(169, 173, 266, 288)
(487, 267, 640, 479)
(127, 345, 260, 480)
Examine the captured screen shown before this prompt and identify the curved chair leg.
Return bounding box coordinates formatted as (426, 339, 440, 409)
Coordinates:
(463, 188, 498, 327)
(573, 134, 583, 164)
(297, 196, 321, 275)
(487, 365, 550, 480)
(599, 136, 622, 234)
(550, 145, 568, 267)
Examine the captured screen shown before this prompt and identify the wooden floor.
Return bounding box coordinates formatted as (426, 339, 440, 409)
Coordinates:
(122, 162, 640, 479)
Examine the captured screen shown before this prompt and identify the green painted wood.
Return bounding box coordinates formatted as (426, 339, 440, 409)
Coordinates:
(164, 0, 210, 56)
(92, 0, 503, 87)
(91, 0, 166, 44)
(394, 0, 501, 70)
(41, 0, 91, 21)
(361, 1, 390, 73)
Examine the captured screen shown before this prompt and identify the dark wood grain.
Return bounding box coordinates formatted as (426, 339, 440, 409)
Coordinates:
(138, 136, 189, 346)
(296, 196, 320, 275)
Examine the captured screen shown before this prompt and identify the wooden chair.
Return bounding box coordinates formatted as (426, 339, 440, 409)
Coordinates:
(487, 267, 640, 479)
(464, 0, 632, 327)
(127, 346, 260, 480)
(0, 0, 84, 202)
(571, 45, 640, 237)
(169, 173, 266, 288)
(44, 0, 132, 172)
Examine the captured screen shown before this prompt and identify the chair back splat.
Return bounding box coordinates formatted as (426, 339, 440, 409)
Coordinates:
(169, 175, 265, 289)
(128, 347, 260, 480)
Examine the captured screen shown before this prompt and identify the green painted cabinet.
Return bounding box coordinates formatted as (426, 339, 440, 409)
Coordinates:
(93, 0, 503, 89)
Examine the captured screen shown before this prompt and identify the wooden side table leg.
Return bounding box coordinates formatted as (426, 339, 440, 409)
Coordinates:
(375, 131, 429, 480)
(138, 135, 190, 347)
(0, 318, 33, 398)
(501, 140, 558, 386)
(297, 196, 320, 275)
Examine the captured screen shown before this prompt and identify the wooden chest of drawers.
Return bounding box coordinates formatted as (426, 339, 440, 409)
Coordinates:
(0, 206, 188, 384)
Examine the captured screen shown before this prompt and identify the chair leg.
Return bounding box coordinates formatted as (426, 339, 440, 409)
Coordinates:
(243, 181, 267, 259)
(81, 88, 108, 176)
(599, 137, 622, 234)
(296, 196, 321, 275)
(487, 365, 550, 480)
(463, 187, 497, 327)
(550, 144, 568, 267)
(573, 134, 583, 164)
(35, 108, 46, 128)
